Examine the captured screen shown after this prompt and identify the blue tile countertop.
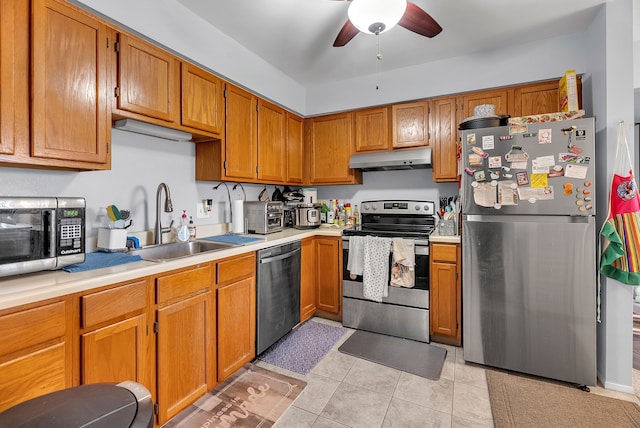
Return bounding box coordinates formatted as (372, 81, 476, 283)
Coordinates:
(63, 252, 143, 273)
(199, 234, 265, 245)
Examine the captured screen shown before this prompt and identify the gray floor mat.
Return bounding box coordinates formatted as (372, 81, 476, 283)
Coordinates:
(338, 330, 447, 380)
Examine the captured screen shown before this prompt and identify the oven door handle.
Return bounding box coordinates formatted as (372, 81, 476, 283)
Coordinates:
(259, 247, 301, 264)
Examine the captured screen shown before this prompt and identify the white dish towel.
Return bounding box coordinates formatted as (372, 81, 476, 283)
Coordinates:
(391, 238, 415, 288)
(347, 236, 365, 277)
(363, 236, 392, 302)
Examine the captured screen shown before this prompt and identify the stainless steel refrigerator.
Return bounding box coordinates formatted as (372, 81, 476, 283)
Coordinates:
(461, 117, 596, 386)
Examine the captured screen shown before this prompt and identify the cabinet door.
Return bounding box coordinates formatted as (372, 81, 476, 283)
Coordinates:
(224, 84, 258, 181)
(257, 99, 286, 183)
(430, 243, 461, 345)
(315, 237, 341, 317)
(181, 62, 224, 135)
(81, 314, 149, 386)
(300, 237, 316, 322)
(392, 100, 429, 148)
(116, 33, 179, 122)
(0, 300, 71, 412)
(309, 112, 360, 184)
(0, 0, 28, 156)
(354, 106, 390, 152)
(157, 291, 214, 425)
(217, 277, 256, 381)
(513, 80, 559, 117)
(430, 97, 458, 182)
(31, 0, 109, 165)
(286, 113, 305, 184)
(459, 88, 512, 121)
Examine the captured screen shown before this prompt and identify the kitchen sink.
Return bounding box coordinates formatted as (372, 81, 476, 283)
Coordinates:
(129, 240, 237, 262)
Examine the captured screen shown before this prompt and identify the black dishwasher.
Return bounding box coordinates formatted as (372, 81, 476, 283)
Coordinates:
(256, 240, 301, 355)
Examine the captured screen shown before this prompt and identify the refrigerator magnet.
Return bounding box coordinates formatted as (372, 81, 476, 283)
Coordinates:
(516, 171, 529, 186)
(505, 145, 529, 162)
(548, 165, 564, 178)
(482, 135, 495, 150)
(474, 170, 487, 181)
(490, 171, 500, 180)
(538, 129, 552, 144)
(509, 125, 527, 135)
(488, 156, 502, 169)
(466, 133, 477, 145)
(530, 173, 549, 188)
(564, 164, 588, 179)
(564, 183, 574, 195)
(469, 153, 484, 167)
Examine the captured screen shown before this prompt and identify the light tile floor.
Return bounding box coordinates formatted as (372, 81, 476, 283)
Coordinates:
(257, 318, 640, 428)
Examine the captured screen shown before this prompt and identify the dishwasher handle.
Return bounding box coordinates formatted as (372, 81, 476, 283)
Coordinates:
(259, 247, 301, 264)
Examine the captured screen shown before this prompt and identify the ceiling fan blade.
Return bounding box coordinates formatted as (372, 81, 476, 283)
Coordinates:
(398, 2, 443, 38)
(333, 20, 359, 47)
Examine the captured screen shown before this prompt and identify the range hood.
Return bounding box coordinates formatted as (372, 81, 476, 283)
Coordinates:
(114, 119, 192, 142)
(349, 147, 432, 171)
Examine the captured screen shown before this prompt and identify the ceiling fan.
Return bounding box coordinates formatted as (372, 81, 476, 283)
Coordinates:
(332, 0, 442, 47)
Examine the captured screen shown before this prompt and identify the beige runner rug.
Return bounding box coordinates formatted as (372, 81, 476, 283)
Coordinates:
(164, 364, 306, 428)
(486, 370, 640, 427)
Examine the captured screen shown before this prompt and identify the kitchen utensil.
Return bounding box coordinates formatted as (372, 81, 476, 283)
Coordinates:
(258, 187, 270, 202)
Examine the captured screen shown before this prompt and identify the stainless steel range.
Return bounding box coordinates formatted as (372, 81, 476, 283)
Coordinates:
(342, 200, 436, 343)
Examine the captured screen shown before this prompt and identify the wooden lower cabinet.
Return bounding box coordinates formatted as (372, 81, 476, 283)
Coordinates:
(0, 299, 73, 412)
(155, 264, 215, 425)
(300, 237, 316, 322)
(215, 252, 256, 382)
(314, 236, 342, 320)
(429, 243, 461, 346)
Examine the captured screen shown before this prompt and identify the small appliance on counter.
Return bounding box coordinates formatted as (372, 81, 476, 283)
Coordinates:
(0, 196, 85, 278)
(294, 203, 321, 229)
(244, 201, 284, 234)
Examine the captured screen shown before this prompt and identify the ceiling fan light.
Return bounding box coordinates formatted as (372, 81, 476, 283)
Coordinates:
(348, 0, 407, 35)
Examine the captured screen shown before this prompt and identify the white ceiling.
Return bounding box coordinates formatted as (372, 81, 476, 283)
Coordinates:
(176, 0, 608, 87)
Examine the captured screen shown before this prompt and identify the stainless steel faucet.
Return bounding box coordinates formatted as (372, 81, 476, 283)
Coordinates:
(155, 182, 173, 245)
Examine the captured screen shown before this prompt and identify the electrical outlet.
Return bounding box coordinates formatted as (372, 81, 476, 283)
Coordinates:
(196, 202, 210, 219)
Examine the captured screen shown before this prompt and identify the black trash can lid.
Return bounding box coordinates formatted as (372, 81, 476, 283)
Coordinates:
(0, 383, 138, 428)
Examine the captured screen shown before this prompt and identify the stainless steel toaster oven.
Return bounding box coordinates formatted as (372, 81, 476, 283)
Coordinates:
(244, 201, 284, 234)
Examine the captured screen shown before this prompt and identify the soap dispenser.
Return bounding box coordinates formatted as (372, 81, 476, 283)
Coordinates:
(177, 210, 189, 242)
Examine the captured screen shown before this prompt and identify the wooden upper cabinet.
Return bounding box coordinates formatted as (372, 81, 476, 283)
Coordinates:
(224, 84, 258, 181)
(286, 113, 305, 184)
(115, 33, 179, 123)
(430, 96, 458, 182)
(354, 106, 390, 152)
(0, 0, 28, 157)
(31, 0, 109, 166)
(513, 80, 559, 117)
(308, 112, 361, 185)
(257, 99, 286, 183)
(181, 62, 224, 135)
(459, 88, 512, 121)
(392, 100, 429, 149)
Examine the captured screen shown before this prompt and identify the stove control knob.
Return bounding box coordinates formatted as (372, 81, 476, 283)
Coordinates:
(414, 205, 421, 211)
(371, 205, 378, 210)
(363, 204, 370, 211)
(423, 205, 431, 213)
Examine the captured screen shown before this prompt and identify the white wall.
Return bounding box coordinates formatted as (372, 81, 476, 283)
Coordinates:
(306, 32, 589, 115)
(589, 0, 635, 393)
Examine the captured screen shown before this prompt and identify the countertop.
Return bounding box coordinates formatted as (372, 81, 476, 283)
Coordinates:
(429, 232, 461, 244)
(0, 228, 342, 312)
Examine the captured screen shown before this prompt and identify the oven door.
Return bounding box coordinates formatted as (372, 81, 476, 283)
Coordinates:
(0, 198, 57, 277)
(341, 236, 430, 342)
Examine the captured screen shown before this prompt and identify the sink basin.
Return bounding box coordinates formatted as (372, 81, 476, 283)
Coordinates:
(129, 240, 237, 262)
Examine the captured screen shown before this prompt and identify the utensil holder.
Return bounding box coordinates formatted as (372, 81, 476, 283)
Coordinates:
(438, 220, 456, 236)
(97, 228, 127, 251)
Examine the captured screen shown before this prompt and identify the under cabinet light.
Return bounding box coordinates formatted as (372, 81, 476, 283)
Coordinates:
(114, 119, 192, 142)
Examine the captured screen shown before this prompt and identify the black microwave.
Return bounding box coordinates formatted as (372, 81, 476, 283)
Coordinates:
(0, 197, 85, 278)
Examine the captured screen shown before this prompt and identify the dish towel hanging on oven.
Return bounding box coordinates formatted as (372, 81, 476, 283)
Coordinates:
(363, 236, 392, 302)
(391, 238, 415, 288)
(347, 236, 365, 278)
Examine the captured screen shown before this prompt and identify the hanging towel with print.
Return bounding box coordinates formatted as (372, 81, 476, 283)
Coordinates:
(363, 236, 392, 302)
(600, 122, 640, 285)
(390, 238, 415, 288)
